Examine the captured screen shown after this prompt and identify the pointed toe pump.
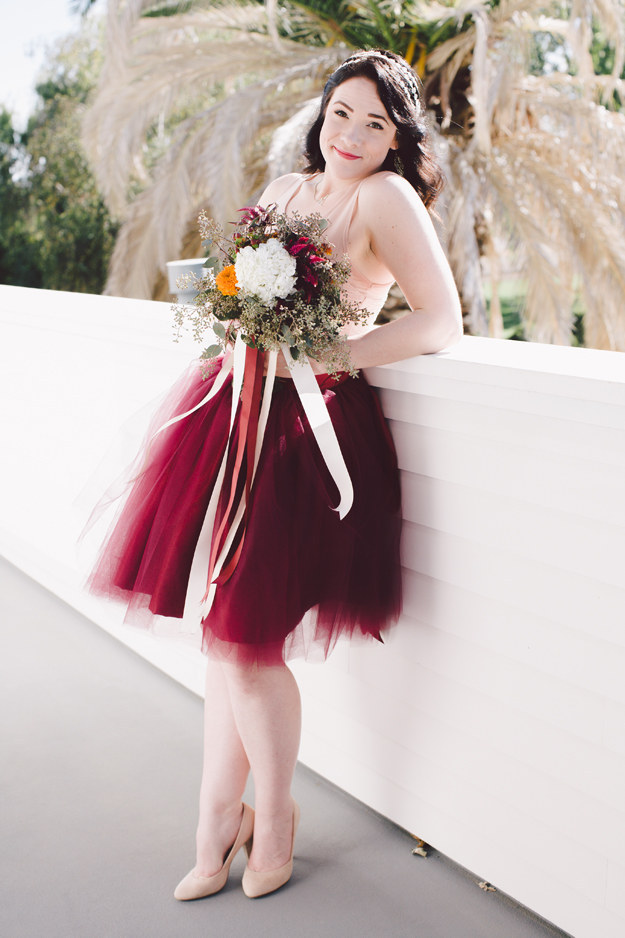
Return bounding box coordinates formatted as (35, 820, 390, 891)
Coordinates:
(174, 803, 255, 901)
(242, 801, 300, 899)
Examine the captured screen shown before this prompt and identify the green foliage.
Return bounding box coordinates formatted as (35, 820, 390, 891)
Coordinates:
(590, 22, 625, 110)
(283, 0, 448, 61)
(0, 111, 40, 286)
(485, 279, 586, 345)
(529, 31, 569, 77)
(142, 2, 196, 17)
(70, 0, 99, 14)
(1, 28, 118, 293)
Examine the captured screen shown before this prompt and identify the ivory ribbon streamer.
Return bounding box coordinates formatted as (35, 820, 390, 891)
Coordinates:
(179, 336, 246, 629)
(281, 344, 354, 520)
(197, 347, 278, 619)
(158, 333, 352, 629)
(201, 343, 263, 601)
(151, 347, 234, 441)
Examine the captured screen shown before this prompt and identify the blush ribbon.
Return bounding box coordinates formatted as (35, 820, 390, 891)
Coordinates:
(148, 334, 353, 630)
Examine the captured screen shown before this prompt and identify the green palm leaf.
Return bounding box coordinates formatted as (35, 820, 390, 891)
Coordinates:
(82, 0, 625, 349)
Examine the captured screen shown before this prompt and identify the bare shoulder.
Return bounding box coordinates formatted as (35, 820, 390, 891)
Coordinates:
(359, 171, 428, 223)
(260, 172, 305, 205)
(357, 171, 443, 273)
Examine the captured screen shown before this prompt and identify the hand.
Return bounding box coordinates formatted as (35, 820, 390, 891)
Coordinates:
(265, 350, 328, 379)
(272, 350, 291, 378)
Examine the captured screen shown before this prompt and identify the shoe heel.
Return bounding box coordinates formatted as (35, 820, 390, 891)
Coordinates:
(244, 834, 253, 858)
(174, 803, 255, 901)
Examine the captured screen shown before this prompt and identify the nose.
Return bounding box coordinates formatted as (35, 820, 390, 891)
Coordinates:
(340, 123, 364, 148)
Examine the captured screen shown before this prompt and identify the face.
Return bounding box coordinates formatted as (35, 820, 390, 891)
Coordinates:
(319, 75, 398, 181)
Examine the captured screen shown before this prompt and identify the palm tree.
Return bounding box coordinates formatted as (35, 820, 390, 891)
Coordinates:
(82, 0, 625, 350)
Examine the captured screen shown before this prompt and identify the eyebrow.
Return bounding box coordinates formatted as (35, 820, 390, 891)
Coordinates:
(334, 99, 389, 123)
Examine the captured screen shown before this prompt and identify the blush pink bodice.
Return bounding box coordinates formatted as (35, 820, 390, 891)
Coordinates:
(274, 174, 395, 334)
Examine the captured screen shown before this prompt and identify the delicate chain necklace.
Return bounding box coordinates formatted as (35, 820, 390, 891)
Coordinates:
(313, 177, 329, 205)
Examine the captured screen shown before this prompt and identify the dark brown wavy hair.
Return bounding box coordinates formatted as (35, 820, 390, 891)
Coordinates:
(303, 50, 442, 209)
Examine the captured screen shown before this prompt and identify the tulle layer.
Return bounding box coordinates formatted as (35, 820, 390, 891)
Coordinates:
(87, 358, 402, 665)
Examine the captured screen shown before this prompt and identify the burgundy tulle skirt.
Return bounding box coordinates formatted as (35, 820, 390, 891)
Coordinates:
(87, 358, 402, 665)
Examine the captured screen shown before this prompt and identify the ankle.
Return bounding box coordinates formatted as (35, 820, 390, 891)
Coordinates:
(252, 795, 294, 826)
(197, 799, 242, 833)
(194, 803, 244, 874)
(246, 801, 296, 871)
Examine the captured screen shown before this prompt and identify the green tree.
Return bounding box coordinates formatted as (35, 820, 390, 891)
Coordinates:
(0, 110, 40, 286)
(82, 0, 625, 350)
(22, 28, 118, 293)
(1, 24, 118, 294)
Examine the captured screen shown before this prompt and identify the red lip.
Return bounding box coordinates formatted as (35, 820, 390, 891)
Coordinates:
(333, 146, 360, 160)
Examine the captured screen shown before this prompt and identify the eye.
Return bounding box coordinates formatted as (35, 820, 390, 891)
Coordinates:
(369, 121, 385, 130)
(333, 108, 348, 118)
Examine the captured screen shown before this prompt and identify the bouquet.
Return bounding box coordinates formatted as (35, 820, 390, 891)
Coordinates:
(164, 204, 364, 614)
(175, 204, 371, 376)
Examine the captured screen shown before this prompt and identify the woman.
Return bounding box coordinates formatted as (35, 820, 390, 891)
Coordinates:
(88, 49, 462, 900)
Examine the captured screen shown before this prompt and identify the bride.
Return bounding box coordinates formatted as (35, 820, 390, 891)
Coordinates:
(87, 49, 462, 900)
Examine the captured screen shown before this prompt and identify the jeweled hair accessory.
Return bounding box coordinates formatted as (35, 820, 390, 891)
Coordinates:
(342, 50, 421, 109)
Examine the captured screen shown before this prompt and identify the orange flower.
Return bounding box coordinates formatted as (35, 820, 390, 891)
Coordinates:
(216, 265, 239, 296)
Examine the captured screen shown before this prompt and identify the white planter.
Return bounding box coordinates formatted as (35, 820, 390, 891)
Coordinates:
(166, 257, 207, 302)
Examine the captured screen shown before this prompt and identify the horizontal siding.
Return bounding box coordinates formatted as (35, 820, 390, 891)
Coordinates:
(401, 472, 625, 587)
(299, 647, 625, 854)
(392, 421, 624, 523)
(2, 285, 625, 938)
(373, 369, 625, 427)
(360, 605, 625, 754)
(401, 524, 625, 647)
(292, 660, 621, 937)
(379, 386, 625, 460)
(368, 337, 625, 404)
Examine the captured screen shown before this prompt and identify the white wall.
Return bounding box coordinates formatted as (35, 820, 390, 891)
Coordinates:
(2, 284, 624, 938)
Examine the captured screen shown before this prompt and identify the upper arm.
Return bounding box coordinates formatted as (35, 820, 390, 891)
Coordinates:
(360, 174, 460, 321)
(259, 173, 300, 208)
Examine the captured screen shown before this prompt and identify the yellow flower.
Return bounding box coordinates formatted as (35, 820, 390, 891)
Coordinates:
(216, 265, 239, 296)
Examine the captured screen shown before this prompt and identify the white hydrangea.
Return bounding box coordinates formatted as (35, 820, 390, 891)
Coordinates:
(234, 238, 297, 305)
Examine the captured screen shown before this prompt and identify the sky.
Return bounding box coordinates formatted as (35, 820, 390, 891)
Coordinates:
(0, 0, 85, 129)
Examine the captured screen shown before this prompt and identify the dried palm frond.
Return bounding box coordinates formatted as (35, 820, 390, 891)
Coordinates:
(96, 37, 345, 297)
(424, 0, 625, 347)
(83, 3, 273, 217)
(83, 0, 625, 350)
(435, 137, 489, 336)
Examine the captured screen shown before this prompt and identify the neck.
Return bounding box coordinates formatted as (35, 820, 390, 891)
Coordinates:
(312, 170, 363, 202)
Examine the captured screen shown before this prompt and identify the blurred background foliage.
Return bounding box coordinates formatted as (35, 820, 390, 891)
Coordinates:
(1, 26, 118, 294)
(2, 1, 625, 349)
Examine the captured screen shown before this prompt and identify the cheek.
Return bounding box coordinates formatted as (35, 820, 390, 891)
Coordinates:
(320, 115, 336, 138)
(379, 128, 396, 152)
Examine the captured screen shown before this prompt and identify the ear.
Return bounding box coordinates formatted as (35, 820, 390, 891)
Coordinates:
(389, 132, 399, 151)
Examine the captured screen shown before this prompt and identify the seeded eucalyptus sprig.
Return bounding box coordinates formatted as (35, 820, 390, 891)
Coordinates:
(173, 204, 371, 376)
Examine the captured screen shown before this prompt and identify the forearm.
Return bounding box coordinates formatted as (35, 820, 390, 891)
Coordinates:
(344, 307, 463, 370)
(275, 307, 462, 378)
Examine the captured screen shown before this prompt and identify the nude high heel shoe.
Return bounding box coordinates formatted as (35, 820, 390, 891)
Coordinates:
(241, 801, 300, 899)
(174, 803, 255, 900)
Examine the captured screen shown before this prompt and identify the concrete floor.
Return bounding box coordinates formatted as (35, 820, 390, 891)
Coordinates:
(0, 557, 572, 938)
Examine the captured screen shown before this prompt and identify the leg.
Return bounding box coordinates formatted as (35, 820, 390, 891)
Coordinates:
(221, 660, 302, 871)
(194, 658, 251, 876)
